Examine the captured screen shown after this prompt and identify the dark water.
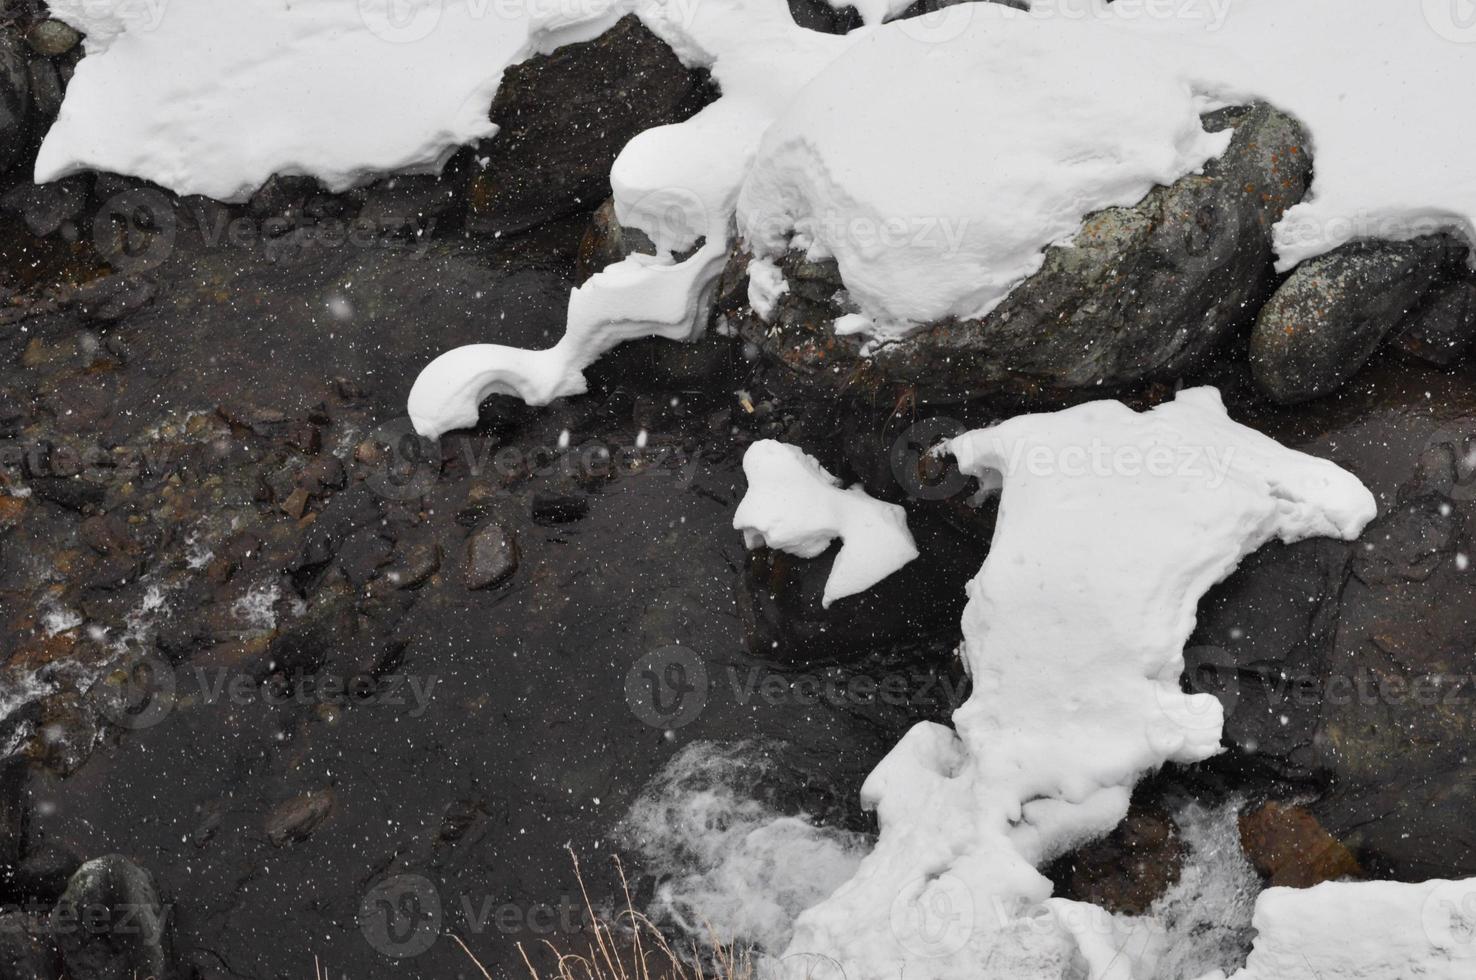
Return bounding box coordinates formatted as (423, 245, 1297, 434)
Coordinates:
(2, 227, 965, 979)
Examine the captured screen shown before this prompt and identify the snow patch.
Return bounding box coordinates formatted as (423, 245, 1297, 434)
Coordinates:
(734, 440, 918, 608)
(777, 388, 1375, 980)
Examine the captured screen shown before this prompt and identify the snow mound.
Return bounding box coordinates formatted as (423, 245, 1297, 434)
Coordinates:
(734, 440, 918, 608)
(778, 387, 1375, 980)
(35, 0, 616, 201)
(411, 0, 1476, 430)
(1213, 878, 1476, 980)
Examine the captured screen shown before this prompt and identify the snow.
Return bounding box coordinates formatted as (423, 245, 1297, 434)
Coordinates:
(733, 440, 917, 608)
(35, 0, 609, 201)
(777, 388, 1375, 980)
(402, 0, 1476, 427)
(1209, 878, 1476, 980)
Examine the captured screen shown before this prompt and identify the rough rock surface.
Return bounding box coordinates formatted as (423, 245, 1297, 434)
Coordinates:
(50, 855, 171, 980)
(0, 27, 31, 175)
(466, 16, 716, 238)
(1249, 236, 1462, 403)
(729, 103, 1312, 406)
(1238, 801, 1362, 888)
(1395, 280, 1476, 366)
(1191, 358, 1476, 880)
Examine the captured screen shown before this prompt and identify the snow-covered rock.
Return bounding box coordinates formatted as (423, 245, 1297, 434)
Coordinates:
(34, 0, 617, 201)
(734, 440, 917, 608)
(779, 387, 1376, 980)
(1209, 878, 1476, 980)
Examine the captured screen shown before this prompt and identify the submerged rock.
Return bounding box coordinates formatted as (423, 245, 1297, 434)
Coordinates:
(466, 16, 715, 237)
(1238, 801, 1361, 888)
(464, 522, 518, 590)
(50, 855, 171, 980)
(1249, 237, 1458, 403)
(732, 103, 1311, 405)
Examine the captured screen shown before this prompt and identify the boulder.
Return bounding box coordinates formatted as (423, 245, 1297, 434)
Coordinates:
(1189, 358, 1476, 880)
(1238, 801, 1362, 888)
(50, 855, 171, 980)
(1395, 280, 1476, 366)
(1249, 237, 1457, 403)
(0, 912, 58, 980)
(731, 103, 1312, 406)
(465, 16, 716, 237)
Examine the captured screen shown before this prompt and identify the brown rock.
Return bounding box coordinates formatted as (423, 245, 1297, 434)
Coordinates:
(265, 788, 334, 846)
(1238, 801, 1362, 888)
(1047, 798, 1183, 915)
(279, 487, 310, 520)
(465, 523, 518, 590)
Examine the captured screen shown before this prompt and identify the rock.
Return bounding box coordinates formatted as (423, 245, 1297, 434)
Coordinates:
(734, 103, 1312, 406)
(1, 178, 89, 238)
(385, 539, 440, 590)
(464, 523, 518, 589)
(0, 912, 58, 980)
(26, 21, 80, 57)
(335, 529, 393, 586)
(264, 789, 334, 846)
(0, 29, 31, 174)
(1046, 796, 1183, 915)
(50, 855, 171, 980)
(531, 493, 588, 525)
(0, 755, 27, 871)
(25, 57, 63, 122)
(576, 197, 655, 282)
(1249, 237, 1455, 403)
(72, 275, 157, 322)
(26, 476, 105, 512)
(1238, 801, 1362, 888)
(1189, 360, 1476, 880)
(465, 16, 715, 237)
(1394, 280, 1476, 366)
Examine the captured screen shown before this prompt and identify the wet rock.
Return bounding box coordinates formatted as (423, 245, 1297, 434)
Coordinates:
(735, 103, 1311, 405)
(0, 29, 31, 174)
(336, 529, 392, 586)
(464, 523, 518, 589)
(27, 476, 105, 512)
(1046, 797, 1183, 915)
(1, 178, 88, 238)
(26, 21, 80, 57)
(1239, 801, 1362, 888)
(1250, 237, 1453, 403)
(78, 514, 134, 558)
(72, 275, 157, 323)
(466, 16, 715, 237)
(0, 912, 58, 980)
(13, 843, 83, 904)
(296, 454, 346, 495)
(1395, 280, 1476, 367)
(25, 57, 63, 122)
(50, 855, 171, 980)
(265, 788, 334, 846)
(0, 756, 27, 871)
(1190, 361, 1476, 880)
(385, 539, 440, 590)
(576, 197, 656, 282)
(531, 493, 589, 525)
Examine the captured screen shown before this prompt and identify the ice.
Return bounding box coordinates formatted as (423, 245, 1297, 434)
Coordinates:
(733, 440, 918, 608)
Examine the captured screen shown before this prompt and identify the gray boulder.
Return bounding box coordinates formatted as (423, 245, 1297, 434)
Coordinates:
(50, 855, 172, 980)
(730, 103, 1312, 405)
(1249, 237, 1456, 403)
(1395, 279, 1476, 366)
